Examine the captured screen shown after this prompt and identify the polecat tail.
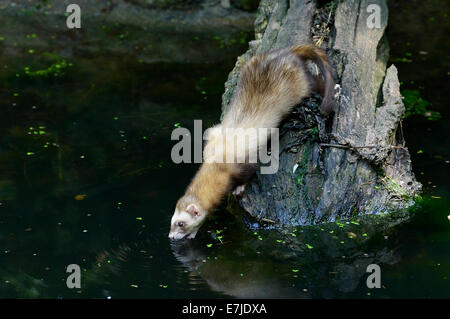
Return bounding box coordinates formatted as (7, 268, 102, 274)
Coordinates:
(290, 45, 335, 116)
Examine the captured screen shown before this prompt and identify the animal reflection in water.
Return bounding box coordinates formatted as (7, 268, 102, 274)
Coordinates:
(170, 231, 403, 298)
(84, 241, 304, 298)
(170, 241, 306, 298)
(85, 226, 401, 298)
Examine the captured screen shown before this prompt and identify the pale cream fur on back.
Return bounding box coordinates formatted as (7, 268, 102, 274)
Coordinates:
(203, 50, 311, 165)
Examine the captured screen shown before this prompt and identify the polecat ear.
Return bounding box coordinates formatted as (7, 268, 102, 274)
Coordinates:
(186, 204, 201, 217)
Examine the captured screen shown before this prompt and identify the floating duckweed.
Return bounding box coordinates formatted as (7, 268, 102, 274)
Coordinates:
(292, 269, 299, 273)
(403, 89, 440, 120)
(305, 244, 313, 249)
(26, 152, 34, 156)
(24, 59, 72, 77)
(206, 244, 213, 248)
(136, 217, 143, 221)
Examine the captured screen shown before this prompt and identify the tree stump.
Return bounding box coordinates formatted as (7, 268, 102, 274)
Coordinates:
(221, 0, 421, 226)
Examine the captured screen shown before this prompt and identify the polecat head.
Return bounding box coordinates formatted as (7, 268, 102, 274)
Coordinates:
(168, 195, 207, 240)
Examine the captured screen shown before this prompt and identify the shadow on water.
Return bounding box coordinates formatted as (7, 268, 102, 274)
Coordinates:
(0, 0, 449, 298)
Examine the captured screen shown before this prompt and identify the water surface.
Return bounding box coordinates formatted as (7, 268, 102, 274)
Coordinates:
(0, 1, 449, 299)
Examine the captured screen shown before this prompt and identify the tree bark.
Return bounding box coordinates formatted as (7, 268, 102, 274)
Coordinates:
(222, 0, 421, 226)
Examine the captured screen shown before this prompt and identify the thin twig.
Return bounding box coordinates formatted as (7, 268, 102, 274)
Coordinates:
(320, 143, 406, 150)
(261, 218, 276, 224)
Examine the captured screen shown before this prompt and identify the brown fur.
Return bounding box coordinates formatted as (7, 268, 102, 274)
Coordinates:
(183, 163, 238, 211)
(289, 44, 334, 116)
(177, 162, 257, 213)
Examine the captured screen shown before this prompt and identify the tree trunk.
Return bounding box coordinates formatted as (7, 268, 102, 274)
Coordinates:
(221, 0, 421, 226)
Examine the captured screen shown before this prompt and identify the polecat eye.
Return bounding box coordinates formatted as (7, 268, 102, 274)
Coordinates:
(178, 221, 185, 228)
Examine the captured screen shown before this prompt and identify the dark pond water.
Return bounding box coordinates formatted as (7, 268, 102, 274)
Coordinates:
(0, 2, 448, 298)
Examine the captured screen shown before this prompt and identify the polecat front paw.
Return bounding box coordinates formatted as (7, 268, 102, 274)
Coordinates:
(232, 184, 246, 196)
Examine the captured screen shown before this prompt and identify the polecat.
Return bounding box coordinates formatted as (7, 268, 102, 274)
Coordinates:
(169, 44, 334, 240)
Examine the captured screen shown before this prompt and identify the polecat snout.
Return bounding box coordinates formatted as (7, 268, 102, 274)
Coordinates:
(168, 44, 334, 240)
